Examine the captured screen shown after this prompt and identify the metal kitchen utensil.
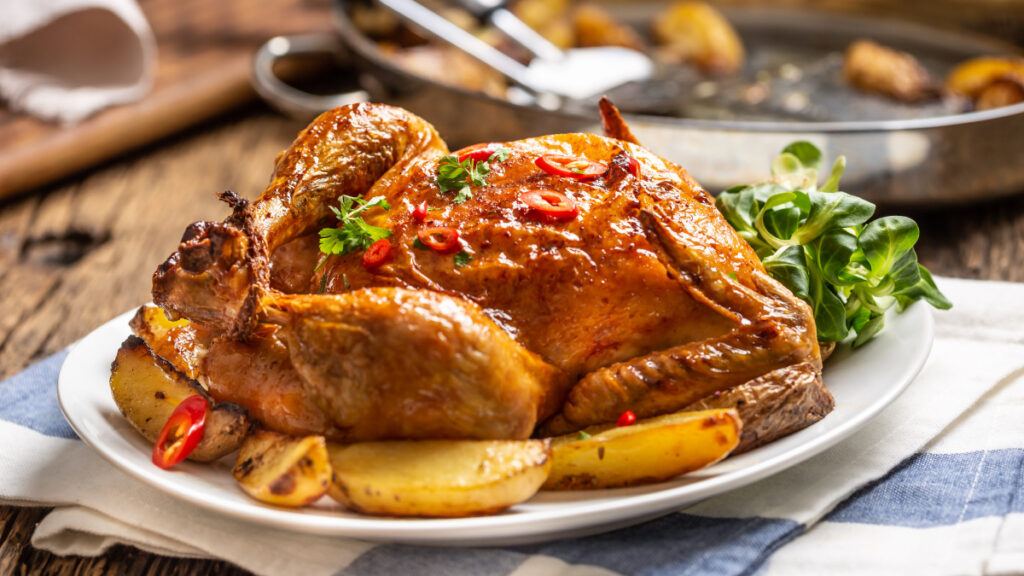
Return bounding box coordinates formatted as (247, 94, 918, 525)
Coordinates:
(448, 0, 565, 62)
(375, 0, 653, 100)
(251, 0, 1024, 206)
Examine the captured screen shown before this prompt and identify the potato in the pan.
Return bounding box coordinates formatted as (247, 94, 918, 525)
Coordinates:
(129, 305, 212, 379)
(511, 0, 574, 49)
(843, 39, 938, 102)
(573, 4, 645, 51)
(109, 336, 248, 462)
(233, 428, 331, 507)
(326, 439, 551, 517)
(543, 408, 741, 490)
(652, 1, 745, 75)
(946, 56, 1024, 110)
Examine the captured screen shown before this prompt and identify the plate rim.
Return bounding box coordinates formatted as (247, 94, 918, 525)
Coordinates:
(58, 303, 933, 545)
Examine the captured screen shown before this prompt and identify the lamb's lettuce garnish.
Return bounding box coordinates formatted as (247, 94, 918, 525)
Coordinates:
(716, 142, 951, 346)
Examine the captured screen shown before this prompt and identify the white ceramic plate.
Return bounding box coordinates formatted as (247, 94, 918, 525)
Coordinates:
(58, 303, 933, 546)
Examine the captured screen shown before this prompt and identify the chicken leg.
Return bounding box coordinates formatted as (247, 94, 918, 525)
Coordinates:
(259, 288, 569, 441)
(153, 104, 447, 336)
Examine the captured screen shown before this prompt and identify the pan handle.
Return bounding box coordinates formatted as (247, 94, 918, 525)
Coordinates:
(252, 33, 370, 118)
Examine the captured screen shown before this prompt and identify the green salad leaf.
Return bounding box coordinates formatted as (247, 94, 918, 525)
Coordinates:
(716, 142, 951, 346)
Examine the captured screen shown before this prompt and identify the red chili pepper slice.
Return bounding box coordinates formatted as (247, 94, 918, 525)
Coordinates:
(417, 226, 460, 253)
(519, 189, 579, 221)
(362, 238, 392, 270)
(617, 410, 637, 427)
(627, 155, 640, 178)
(457, 143, 500, 163)
(535, 154, 607, 180)
(412, 201, 428, 222)
(152, 395, 207, 469)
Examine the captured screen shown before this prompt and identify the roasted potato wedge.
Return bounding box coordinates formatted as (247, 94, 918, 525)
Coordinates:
(512, 0, 573, 49)
(233, 428, 330, 507)
(573, 4, 645, 51)
(326, 439, 551, 517)
(110, 336, 248, 462)
(843, 39, 937, 102)
(543, 408, 741, 490)
(946, 56, 1024, 98)
(129, 305, 212, 379)
(652, 1, 744, 75)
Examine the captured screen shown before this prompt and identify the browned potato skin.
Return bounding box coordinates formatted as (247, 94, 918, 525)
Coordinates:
(946, 56, 1024, 98)
(233, 428, 330, 507)
(109, 336, 249, 463)
(843, 39, 937, 102)
(326, 439, 551, 517)
(543, 409, 740, 490)
(652, 2, 745, 75)
(976, 77, 1024, 110)
(129, 305, 213, 379)
(946, 56, 1024, 110)
(512, 0, 574, 49)
(573, 4, 645, 51)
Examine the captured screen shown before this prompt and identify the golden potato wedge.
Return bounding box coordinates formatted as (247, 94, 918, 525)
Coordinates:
(326, 439, 551, 517)
(110, 336, 249, 462)
(946, 56, 1024, 98)
(652, 2, 744, 75)
(233, 428, 330, 507)
(543, 408, 741, 490)
(975, 77, 1024, 110)
(129, 305, 212, 379)
(511, 0, 573, 49)
(573, 4, 645, 51)
(843, 39, 937, 102)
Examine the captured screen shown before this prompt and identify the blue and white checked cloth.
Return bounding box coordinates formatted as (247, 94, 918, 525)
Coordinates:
(2, 277, 1023, 576)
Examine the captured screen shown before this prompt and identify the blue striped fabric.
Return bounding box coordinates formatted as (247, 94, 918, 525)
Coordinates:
(0, 350, 74, 439)
(2, 351, 1021, 575)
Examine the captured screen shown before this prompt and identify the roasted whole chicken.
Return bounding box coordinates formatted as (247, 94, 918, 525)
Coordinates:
(150, 100, 832, 452)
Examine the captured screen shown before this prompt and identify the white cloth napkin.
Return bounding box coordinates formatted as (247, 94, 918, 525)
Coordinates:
(0, 0, 156, 124)
(1, 277, 1023, 575)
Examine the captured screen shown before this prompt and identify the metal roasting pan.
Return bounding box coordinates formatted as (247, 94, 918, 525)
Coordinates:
(253, 0, 1024, 205)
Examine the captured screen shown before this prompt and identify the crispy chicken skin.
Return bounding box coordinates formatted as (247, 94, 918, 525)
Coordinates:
(152, 101, 830, 448)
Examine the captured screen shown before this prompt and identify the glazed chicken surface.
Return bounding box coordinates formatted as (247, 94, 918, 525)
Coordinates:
(151, 100, 831, 451)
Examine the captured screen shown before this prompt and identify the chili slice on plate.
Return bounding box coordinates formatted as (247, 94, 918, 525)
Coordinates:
(457, 143, 500, 163)
(417, 226, 461, 253)
(362, 238, 392, 270)
(152, 395, 207, 469)
(536, 154, 607, 180)
(520, 189, 579, 221)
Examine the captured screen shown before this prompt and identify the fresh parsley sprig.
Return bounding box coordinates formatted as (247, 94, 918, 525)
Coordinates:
(716, 142, 951, 347)
(436, 148, 510, 204)
(316, 195, 392, 270)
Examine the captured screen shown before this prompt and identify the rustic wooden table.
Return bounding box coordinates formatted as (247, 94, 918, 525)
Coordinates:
(1, 103, 1023, 574)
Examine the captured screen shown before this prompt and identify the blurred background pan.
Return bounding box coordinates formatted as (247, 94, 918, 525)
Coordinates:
(253, 0, 1024, 206)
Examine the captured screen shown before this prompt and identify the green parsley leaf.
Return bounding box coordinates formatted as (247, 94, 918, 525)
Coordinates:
(454, 251, 473, 267)
(716, 142, 949, 346)
(413, 237, 429, 250)
(318, 195, 392, 260)
(452, 187, 473, 205)
(491, 147, 511, 163)
(435, 147, 511, 204)
(577, 431, 592, 440)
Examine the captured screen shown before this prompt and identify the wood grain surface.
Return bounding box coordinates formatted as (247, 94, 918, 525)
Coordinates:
(0, 0, 332, 201)
(1, 102, 1023, 574)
